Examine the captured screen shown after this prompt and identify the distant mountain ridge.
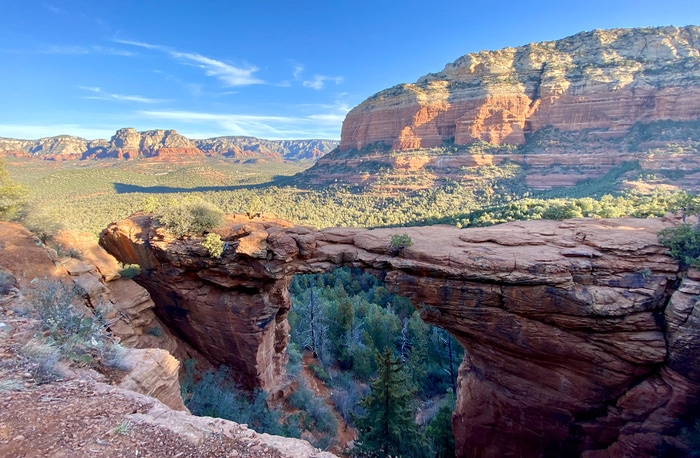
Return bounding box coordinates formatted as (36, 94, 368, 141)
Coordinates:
(0, 127, 339, 162)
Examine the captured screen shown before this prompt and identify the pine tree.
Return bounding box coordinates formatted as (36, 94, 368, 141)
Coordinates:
(425, 395, 456, 458)
(354, 349, 426, 457)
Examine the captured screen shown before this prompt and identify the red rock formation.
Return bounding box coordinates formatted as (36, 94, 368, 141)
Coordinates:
(340, 26, 700, 152)
(149, 147, 205, 161)
(0, 130, 337, 162)
(0, 222, 63, 283)
(2, 150, 33, 159)
(118, 347, 188, 411)
(99, 213, 700, 456)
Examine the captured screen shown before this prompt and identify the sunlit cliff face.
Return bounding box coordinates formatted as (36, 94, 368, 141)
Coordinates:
(340, 26, 700, 152)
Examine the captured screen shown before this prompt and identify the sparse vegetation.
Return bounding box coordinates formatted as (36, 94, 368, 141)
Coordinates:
(658, 224, 700, 268)
(200, 232, 225, 258)
(0, 156, 27, 220)
(101, 343, 133, 371)
(30, 280, 109, 358)
(180, 363, 298, 438)
(155, 197, 224, 237)
(19, 339, 62, 383)
(115, 420, 132, 435)
(287, 379, 338, 449)
(18, 278, 127, 382)
(0, 379, 24, 392)
(119, 263, 141, 279)
(390, 233, 413, 255)
(146, 326, 163, 337)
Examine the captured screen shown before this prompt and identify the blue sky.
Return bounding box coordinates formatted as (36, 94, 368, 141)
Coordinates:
(1, 1, 699, 141)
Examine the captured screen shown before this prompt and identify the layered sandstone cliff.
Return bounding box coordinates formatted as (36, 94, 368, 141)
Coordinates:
(0, 129, 337, 161)
(340, 26, 700, 151)
(100, 213, 700, 456)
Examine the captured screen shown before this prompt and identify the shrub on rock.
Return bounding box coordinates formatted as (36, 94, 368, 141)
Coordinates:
(155, 197, 224, 237)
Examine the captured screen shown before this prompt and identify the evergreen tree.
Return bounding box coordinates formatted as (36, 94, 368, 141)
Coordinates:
(354, 349, 426, 457)
(425, 395, 456, 458)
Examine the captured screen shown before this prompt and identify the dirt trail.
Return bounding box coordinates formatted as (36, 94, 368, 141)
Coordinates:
(301, 352, 357, 455)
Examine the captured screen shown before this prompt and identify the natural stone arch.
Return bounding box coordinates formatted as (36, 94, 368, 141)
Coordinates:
(100, 213, 700, 457)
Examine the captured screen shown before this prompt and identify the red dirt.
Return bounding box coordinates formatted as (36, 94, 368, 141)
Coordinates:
(300, 352, 357, 455)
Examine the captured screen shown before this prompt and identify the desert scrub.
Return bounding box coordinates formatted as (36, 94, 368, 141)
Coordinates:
(0, 379, 24, 392)
(26, 279, 121, 370)
(390, 233, 413, 255)
(658, 223, 700, 268)
(287, 379, 338, 449)
(155, 197, 224, 237)
(0, 156, 28, 220)
(181, 364, 297, 438)
(0, 269, 15, 295)
(310, 362, 332, 384)
(119, 263, 141, 279)
(19, 339, 62, 383)
(101, 343, 133, 371)
(201, 232, 225, 258)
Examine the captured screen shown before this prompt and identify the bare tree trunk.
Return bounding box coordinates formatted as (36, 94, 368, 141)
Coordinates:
(447, 334, 457, 396)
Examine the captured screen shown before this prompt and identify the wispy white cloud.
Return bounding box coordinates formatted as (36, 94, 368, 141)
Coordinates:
(114, 39, 159, 50)
(0, 101, 349, 140)
(78, 86, 165, 104)
(40, 45, 90, 55)
(39, 45, 134, 56)
(291, 63, 343, 90)
(171, 51, 262, 86)
(115, 39, 263, 86)
(91, 46, 134, 57)
(137, 104, 348, 139)
(43, 3, 66, 15)
(302, 74, 344, 90)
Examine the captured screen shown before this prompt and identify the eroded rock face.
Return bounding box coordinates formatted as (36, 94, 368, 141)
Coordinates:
(340, 26, 700, 151)
(118, 347, 188, 412)
(99, 214, 700, 456)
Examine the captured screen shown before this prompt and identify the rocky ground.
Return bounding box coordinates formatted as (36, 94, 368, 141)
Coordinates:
(0, 303, 336, 458)
(0, 221, 336, 458)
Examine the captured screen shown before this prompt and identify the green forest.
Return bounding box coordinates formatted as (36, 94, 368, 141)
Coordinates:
(4, 155, 699, 239)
